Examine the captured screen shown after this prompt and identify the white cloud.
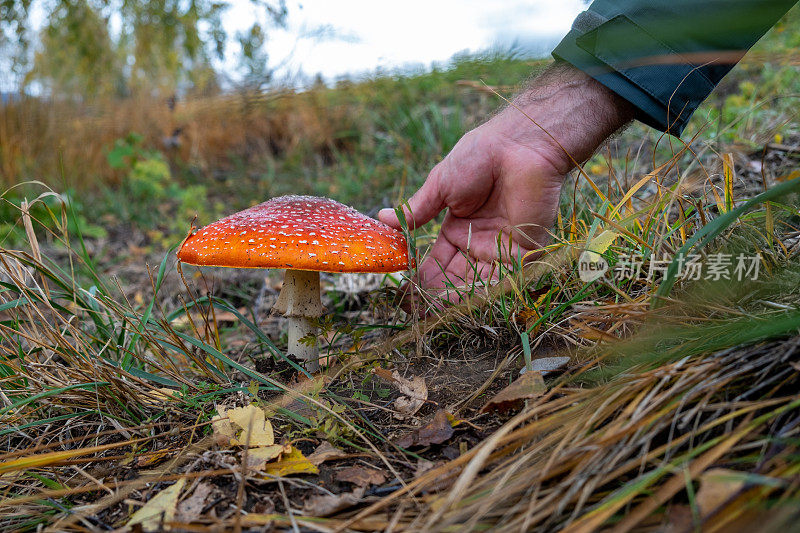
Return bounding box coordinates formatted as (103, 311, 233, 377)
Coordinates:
(222, 0, 584, 82)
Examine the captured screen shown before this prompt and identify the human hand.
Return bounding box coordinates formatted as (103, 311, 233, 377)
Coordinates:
(379, 61, 634, 303)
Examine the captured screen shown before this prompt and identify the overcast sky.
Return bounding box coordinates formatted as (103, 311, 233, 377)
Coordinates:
(222, 0, 585, 81)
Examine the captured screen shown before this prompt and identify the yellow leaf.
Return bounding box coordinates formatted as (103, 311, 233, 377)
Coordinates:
(261, 446, 319, 477)
(213, 404, 275, 447)
(140, 388, 179, 406)
(246, 443, 292, 470)
(580, 229, 620, 268)
(587, 229, 619, 255)
(445, 412, 463, 427)
(127, 478, 185, 531)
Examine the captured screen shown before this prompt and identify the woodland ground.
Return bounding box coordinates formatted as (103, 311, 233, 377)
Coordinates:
(2, 8, 800, 532)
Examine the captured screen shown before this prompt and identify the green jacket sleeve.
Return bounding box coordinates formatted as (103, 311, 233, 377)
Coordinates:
(552, 1, 797, 135)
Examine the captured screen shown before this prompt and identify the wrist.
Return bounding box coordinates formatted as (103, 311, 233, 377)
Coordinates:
(497, 60, 635, 175)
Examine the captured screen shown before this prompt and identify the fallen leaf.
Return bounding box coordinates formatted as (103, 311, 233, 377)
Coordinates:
(445, 412, 466, 428)
(303, 487, 365, 516)
(335, 466, 387, 487)
(696, 468, 747, 517)
(245, 443, 292, 470)
(228, 405, 275, 446)
(587, 229, 619, 255)
(211, 411, 236, 445)
(136, 450, 172, 468)
(213, 405, 275, 447)
(140, 388, 180, 406)
(481, 371, 547, 413)
(373, 368, 428, 419)
(396, 409, 455, 448)
(127, 478, 185, 532)
(414, 458, 436, 477)
(308, 441, 349, 466)
(261, 446, 319, 477)
(372, 367, 394, 381)
(394, 393, 425, 418)
(176, 482, 214, 523)
(519, 356, 571, 376)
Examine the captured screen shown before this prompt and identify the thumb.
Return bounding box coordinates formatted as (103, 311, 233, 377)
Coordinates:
(378, 165, 445, 230)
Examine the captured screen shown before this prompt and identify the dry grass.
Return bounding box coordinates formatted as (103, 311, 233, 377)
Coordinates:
(345, 331, 800, 531)
(0, 89, 363, 190)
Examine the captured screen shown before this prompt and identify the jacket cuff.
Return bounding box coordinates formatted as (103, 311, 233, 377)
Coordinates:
(553, 14, 716, 136)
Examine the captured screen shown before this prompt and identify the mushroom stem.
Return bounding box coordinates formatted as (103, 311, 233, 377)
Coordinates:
(287, 316, 319, 372)
(274, 269, 324, 372)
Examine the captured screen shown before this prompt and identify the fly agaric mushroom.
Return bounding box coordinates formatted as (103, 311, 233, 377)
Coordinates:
(177, 195, 412, 372)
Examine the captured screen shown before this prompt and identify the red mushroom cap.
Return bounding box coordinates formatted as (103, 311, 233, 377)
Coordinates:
(177, 195, 413, 273)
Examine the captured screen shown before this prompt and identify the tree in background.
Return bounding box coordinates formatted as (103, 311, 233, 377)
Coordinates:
(0, 0, 32, 93)
(30, 0, 119, 98)
(236, 0, 286, 90)
(0, 0, 287, 99)
(237, 22, 270, 90)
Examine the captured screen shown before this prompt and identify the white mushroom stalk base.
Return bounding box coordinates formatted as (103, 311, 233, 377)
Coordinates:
(286, 316, 319, 372)
(274, 269, 324, 372)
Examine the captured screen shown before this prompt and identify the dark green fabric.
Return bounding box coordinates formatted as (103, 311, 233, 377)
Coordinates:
(552, 1, 797, 135)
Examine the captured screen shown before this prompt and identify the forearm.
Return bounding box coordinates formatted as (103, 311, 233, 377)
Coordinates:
(494, 60, 635, 175)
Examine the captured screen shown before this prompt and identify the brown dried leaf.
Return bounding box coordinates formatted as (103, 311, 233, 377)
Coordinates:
(374, 368, 428, 419)
(303, 487, 365, 517)
(415, 458, 436, 477)
(396, 409, 455, 448)
(481, 371, 547, 413)
(176, 482, 214, 523)
(372, 367, 394, 381)
(696, 468, 747, 517)
(335, 466, 387, 487)
(308, 441, 349, 466)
